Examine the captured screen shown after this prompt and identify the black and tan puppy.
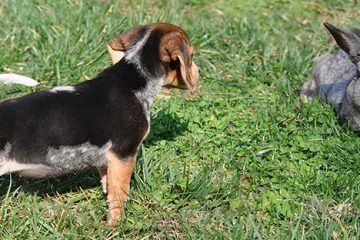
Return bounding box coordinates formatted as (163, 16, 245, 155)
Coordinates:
(0, 23, 199, 226)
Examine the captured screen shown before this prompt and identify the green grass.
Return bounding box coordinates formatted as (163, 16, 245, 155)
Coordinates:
(0, 0, 359, 239)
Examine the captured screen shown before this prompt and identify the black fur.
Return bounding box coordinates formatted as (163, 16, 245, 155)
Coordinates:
(0, 59, 151, 166)
(0, 23, 194, 180)
(141, 29, 165, 77)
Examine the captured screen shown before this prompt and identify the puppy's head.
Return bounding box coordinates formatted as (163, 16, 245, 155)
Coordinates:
(107, 23, 199, 93)
(324, 22, 360, 69)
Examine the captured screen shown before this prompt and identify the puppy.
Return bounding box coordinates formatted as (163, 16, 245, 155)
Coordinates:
(0, 23, 199, 226)
(301, 22, 360, 130)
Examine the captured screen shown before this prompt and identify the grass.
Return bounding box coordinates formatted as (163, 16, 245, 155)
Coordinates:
(0, 0, 359, 238)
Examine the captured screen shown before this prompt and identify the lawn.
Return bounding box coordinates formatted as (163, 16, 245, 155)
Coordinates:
(0, 0, 359, 239)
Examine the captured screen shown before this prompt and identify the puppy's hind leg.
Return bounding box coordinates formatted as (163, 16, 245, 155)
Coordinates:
(106, 150, 136, 226)
(98, 167, 107, 194)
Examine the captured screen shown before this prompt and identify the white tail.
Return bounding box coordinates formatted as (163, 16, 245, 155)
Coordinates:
(0, 74, 38, 87)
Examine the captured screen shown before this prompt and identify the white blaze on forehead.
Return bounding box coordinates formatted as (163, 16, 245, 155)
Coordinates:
(49, 86, 76, 93)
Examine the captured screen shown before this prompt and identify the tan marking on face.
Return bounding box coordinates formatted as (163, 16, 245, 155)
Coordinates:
(158, 26, 199, 93)
(163, 60, 199, 92)
(107, 23, 200, 91)
(106, 150, 136, 226)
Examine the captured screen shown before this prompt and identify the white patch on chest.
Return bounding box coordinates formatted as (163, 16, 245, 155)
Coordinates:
(135, 77, 164, 121)
(49, 86, 76, 93)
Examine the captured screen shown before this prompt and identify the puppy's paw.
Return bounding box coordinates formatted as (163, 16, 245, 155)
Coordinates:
(107, 207, 122, 226)
(108, 217, 119, 226)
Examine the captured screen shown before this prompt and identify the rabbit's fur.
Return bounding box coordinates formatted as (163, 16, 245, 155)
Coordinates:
(301, 22, 360, 130)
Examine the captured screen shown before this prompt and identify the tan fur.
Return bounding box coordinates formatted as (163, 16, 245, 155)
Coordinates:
(104, 23, 199, 226)
(106, 150, 136, 226)
(98, 166, 108, 194)
(108, 25, 144, 52)
(107, 44, 125, 64)
(107, 23, 199, 93)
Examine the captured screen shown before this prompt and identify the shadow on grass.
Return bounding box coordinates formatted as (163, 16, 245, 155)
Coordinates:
(0, 170, 100, 197)
(144, 109, 189, 147)
(0, 110, 188, 197)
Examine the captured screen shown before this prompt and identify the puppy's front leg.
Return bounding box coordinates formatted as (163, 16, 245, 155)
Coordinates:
(106, 150, 136, 226)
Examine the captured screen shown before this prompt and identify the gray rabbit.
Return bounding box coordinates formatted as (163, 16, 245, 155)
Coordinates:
(301, 22, 360, 130)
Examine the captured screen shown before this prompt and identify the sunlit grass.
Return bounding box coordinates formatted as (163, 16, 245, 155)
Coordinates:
(0, 0, 359, 238)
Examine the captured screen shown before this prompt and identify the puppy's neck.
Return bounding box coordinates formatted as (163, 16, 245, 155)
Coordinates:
(125, 29, 165, 76)
(124, 31, 153, 78)
(122, 30, 166, 118)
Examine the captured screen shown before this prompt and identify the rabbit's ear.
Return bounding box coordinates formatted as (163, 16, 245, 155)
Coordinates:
(323, 22, 360, 55)
(350, 28, 360, 38)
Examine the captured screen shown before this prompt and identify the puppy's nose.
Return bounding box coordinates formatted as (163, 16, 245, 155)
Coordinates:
(192, 62, 200, 80)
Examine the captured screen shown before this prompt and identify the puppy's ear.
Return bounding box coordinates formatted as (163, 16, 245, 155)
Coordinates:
(107, 45, 125, 65)
(160, 32, 196, 93)
(108, 25, 143, 51)
(107, 25, 144, 64)
(324, 22, 360, 56)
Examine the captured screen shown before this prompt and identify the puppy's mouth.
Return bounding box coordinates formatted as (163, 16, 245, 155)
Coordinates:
(162, 79, 188, 90)
(162, 77, 197, 92)
(162, 83, 199, 95)
(163, 61, 199, 93)
(163, 83, 188, 90)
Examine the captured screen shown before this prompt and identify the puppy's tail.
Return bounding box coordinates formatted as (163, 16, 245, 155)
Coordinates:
(0, 74, 38, 87)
